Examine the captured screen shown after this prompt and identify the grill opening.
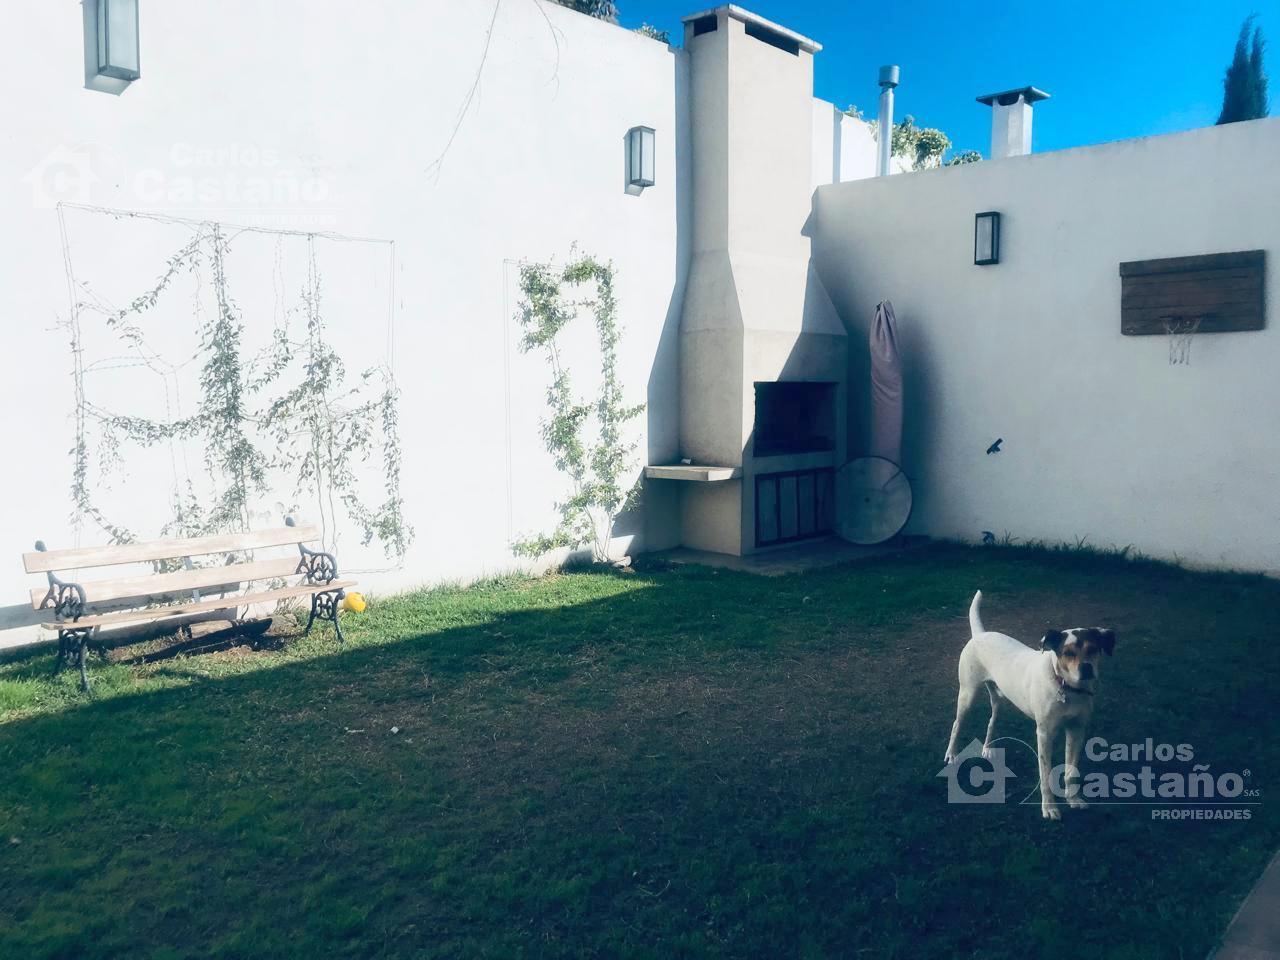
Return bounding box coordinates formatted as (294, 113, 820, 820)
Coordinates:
(753, 381, 836, 457)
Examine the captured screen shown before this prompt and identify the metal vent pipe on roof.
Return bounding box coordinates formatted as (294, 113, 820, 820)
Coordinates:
(876, 66, 899, 177)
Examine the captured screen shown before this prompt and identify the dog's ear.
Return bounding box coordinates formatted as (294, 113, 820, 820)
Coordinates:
(1040, 629, 1066, 653)
(1096, 628, 1117, 656)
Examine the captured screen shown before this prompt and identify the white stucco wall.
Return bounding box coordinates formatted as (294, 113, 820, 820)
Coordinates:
(0, 1, 695, 643)
(811, 118, 1280, 574)
(811, 100, 910, 187)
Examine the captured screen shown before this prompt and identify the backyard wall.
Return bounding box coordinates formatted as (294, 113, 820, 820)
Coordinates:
(0, 1, 692, 644)
(811, 117, 1280, 574)
(0, 3, 881, 645)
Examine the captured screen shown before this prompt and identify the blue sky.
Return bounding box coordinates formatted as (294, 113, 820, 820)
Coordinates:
(618, 1, 1274, 157)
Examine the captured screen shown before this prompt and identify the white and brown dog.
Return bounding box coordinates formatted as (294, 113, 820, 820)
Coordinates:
(943, 591, 1117, 819)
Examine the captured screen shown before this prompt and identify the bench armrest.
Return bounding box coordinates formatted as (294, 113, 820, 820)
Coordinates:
(32, 541, 87, 623)
(39, 574, 88, 623)
(295, 543, 340, 585)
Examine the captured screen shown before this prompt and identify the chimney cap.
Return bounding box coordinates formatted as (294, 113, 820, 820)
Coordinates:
(878, 65, 900, 89)
(976, 86, 1051, 107)
(680, 5, 822, 52)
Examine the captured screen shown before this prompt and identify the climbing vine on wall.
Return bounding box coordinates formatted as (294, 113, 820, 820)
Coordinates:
(512, 251, 644, 564)
(64, 212, 411, 562)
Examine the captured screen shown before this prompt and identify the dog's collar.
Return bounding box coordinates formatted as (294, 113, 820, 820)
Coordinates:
(1055, 673, 1094, 697)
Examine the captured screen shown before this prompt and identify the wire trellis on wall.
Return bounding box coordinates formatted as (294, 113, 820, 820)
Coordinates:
(55, 202, 411, 568)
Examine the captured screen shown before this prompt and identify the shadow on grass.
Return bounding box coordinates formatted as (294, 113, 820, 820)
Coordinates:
(0, 544, 1277, 959)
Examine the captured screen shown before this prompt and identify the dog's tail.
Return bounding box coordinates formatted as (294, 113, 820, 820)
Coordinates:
(969, 590, 985, 636)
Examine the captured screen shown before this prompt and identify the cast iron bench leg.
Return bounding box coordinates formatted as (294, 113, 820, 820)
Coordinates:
(303, 588, 346, 643)
(76, 634, 90, 693)
(54, 629, 93, 692)
(294, 535, 346, 644)
(40, 563, 92, 690)
(51, 633, 68, 677)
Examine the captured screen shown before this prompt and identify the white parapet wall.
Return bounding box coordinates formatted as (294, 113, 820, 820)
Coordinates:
(811, 117, 1280, 575)
(811, 100, 911, 186)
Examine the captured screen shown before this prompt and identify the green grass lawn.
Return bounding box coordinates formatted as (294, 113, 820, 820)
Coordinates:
(0, 543, 1276, 959)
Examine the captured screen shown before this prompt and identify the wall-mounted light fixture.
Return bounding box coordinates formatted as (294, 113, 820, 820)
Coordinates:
(84, 0, 139, 94)
(974, 211, 1001, 265)
(626, 126, 655, 190)
(97, 0, 140, 80)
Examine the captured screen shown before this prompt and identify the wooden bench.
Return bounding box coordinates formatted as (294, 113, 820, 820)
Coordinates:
(22, 518, 355, 691)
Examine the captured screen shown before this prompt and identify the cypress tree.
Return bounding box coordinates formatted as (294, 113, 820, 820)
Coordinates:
(1249, 24, 1270, 120)
(1218, 16, 1269, 124)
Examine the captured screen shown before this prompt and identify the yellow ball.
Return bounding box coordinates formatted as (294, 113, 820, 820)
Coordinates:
(341, 592, 367, 614)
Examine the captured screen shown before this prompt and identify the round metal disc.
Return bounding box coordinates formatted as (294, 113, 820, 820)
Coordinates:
(836, 456, 913, 546)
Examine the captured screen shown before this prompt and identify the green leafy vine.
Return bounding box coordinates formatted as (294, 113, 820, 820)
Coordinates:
(68, 222, 412, 563)
(512, 251, 644, 564)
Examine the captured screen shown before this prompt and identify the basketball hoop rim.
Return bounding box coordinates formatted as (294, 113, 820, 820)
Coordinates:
(1161, 315, 1202, 366)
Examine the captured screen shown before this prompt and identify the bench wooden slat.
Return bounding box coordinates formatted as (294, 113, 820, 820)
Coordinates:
(27, 556, 305, 610)
(39, 580, 356, 631)
(22, 525, 321, 574)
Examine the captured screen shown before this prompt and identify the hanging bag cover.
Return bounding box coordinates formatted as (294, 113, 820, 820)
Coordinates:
(869, 300, 903, 466)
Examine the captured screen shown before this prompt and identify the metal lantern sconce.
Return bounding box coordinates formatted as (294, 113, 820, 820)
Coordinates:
(974, 211, 1001, 265)
(627, 126, 655, 189)
(83, 0, 139, 94)
(95, 0, 140, 81)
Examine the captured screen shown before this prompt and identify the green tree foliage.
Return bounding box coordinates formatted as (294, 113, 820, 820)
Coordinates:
(551, 0, 619, 23)
(844, 108, 976, 168)
(1218, 16, 1269, 124)
(635, 23, 670, 43)
(892, 115, 952, 169)
(1254, 27, 1271, 115)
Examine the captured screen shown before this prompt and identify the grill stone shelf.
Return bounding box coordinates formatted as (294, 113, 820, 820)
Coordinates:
(644, 464, 742, 482)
